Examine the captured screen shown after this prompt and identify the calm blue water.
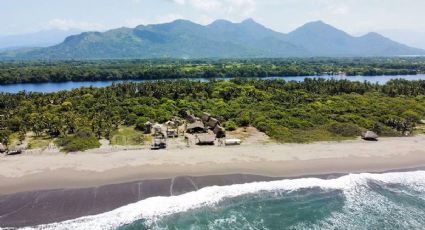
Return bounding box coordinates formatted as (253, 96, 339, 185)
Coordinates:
(1, 74, 425, 93)
(30, 171, 425, 230)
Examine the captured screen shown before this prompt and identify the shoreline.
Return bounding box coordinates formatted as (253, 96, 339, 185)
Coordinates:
(1, 169, 425, 228)
(1, 136, 425, 227)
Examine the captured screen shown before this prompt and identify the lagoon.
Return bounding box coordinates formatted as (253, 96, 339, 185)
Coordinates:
(1, 74, 425, 93)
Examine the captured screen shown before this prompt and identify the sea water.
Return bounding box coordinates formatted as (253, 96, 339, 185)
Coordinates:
(19, 171, 425, 230)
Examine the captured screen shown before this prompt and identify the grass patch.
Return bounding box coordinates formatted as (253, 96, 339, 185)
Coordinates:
(110, 126, 146, 146)
(269, 127, 357, 143)
(28, 136, 51, 149)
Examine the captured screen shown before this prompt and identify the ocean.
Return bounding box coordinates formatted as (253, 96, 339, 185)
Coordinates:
(20, 171, 425, 230)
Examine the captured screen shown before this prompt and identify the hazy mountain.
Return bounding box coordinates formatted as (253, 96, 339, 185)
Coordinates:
(378, 29, 425, 50)
(1, 19, 424, 60)
(283, 21, 424, 56)
(0, 29, 83, 51)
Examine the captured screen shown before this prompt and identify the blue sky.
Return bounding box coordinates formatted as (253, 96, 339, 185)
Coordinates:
(1, 0, 425, 36)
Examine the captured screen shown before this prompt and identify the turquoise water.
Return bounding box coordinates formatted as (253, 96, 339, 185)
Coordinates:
(1, 74, 425, 93)
(30, 171, 425, 230)
(119, 181, 425, 230)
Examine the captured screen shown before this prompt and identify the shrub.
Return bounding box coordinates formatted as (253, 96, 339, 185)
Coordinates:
(135, 117, 150, 131)
(327, 122, 362, 137)
(56, 129, 100, 152)
(224, 121, 237, 131)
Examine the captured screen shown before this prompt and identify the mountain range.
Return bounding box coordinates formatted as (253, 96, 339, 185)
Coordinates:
(1, 19, 424, 60)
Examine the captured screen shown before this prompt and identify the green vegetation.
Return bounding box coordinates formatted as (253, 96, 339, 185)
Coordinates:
(0, 58, 424, 84)
(110, 126, 146, 146)
(1, 78, 425, 150)
(27, 136, 50, 149)
(55, 129, 100, 152)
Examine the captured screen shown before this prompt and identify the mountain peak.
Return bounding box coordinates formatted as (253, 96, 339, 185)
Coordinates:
(209, 19, 233, 27)
(241, 18, 257, 24)
(291, 20, 348, 37)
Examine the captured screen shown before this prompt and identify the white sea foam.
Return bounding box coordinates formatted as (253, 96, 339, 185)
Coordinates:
(14, 170, 425, 230)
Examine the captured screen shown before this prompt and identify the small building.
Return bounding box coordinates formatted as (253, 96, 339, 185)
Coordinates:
(153, 124, 162, 135)
(208, 117, 220, 129)
(196, 134, 215, 145)
(186, 121, 205, 134)
(202, 112, 211, 123)
(166, 129, 178, 138)
(144, 121, 152, 134)
(361, 131, 378, 141)
(184, 111, 199, 123)
(213, 125, 226, 138)
(151, 133, 167, 150)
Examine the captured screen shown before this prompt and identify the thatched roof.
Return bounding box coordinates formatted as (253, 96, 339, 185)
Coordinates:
(186, 121, 205, 133)
(213, 125, 226, 138)
(183, 111, 200, 123)
(208, 117, 220, 128)
(196, 134, 215, 145)
(362, 131, 378, 140)
(202, 112, 211, 123)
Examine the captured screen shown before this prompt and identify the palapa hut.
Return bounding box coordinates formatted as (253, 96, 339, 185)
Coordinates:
(213, 125, 226, 138)
(202, 112, 211, 123)
(208, 117, 220, 129)
(153, 124, 163, 135)
(151, 132, 167, 150)
(183, 111, 199, 123)
(196, 134, 216, 145)
(361, 131, 379, 141)
(144, 121, 152, 134)
(186, 121, 205, 134)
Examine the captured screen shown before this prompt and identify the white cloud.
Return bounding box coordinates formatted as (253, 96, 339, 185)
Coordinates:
(125, 14, 185, 27)
(47, 19, 107, 31)
(166, 0, 255, 17)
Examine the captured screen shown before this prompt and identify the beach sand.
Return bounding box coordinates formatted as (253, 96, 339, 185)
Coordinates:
(1, 135, 425, 227)
(1, 135, 425, 195)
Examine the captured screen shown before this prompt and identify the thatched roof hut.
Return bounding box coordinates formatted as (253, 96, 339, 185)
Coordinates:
(202, 112, 211, 123)
(153, 124, 162, 134)
(144, 121, 152, 134)
(186, 121, 205, 134)
(183, 111, 199, 123)
(361, 131, 379, 141)
(213, 125, 226, 138)
(196, 134, 215, 145)
(208, 117, 220, 129)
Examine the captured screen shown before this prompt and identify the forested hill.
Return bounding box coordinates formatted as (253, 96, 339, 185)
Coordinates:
(1, 19, 424, 60)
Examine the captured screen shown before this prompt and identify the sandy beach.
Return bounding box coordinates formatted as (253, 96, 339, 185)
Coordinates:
(1, 135, 425, 195)
(1, 135, 425, 227)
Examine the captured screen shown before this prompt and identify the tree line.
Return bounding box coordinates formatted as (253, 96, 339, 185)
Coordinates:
(1, 78, 425, 151)
(0, 57, 424, 84)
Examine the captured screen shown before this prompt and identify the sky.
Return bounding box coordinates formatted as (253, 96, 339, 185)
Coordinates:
(1, 0, 425, 37)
